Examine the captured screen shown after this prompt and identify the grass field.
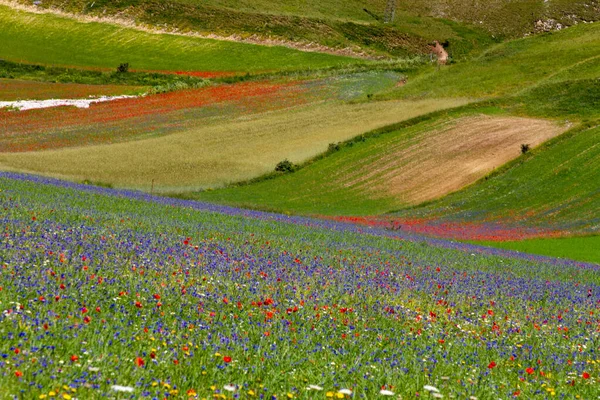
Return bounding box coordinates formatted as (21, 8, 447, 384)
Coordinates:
(383, 22, 600, 99)
(475, 236, 600, 265)
(0, 79, 143, 101)
(0, 97, 465, 191)
(193, 109, 564, 215)
(9, 0, 496, 59)
(0, 5, 356, 74)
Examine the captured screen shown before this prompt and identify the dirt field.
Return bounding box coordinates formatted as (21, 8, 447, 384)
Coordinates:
(0, 99, 467, 191)
(339, 115, 567, 204)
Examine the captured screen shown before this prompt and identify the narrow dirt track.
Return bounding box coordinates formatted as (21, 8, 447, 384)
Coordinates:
(341, 115, 566, 204)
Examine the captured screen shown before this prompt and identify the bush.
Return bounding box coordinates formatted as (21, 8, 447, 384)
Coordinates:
(275, 159, 298, 173)
(521, 143, 530, 154)
(117, 63, 130, 73)
(328, 142, 341, 153)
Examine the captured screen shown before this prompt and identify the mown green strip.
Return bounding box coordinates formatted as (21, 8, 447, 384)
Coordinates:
(473, 236, 600, 265)
(0, 5, 356, 73)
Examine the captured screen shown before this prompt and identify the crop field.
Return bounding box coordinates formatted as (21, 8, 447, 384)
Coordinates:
(0, 5, 355, 74)
(193, 110, 565, 215)
(0, 94, 465, 191)
(389, 123, 600, 237)
(0, 79, 143, 101)
(1, 172, 600, 399)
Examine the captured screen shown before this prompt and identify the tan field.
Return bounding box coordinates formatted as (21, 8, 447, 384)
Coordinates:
(0, 98, 468, 192)
(338, 115, 567, 204)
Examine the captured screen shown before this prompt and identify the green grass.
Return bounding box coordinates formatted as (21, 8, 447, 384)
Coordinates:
(474, 236, 600, 265)
(13, 0, 496, 59)
(0, 5, 356, 73)
(383, 22, 600, 99)
(0, 59, 207, 89)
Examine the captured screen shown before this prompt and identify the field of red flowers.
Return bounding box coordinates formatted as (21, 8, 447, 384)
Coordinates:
(333, 216, 566, 242)
(0, 80, 312, 152)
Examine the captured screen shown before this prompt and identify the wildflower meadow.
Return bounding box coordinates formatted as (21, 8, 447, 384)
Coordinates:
(0, 173, 598, 399)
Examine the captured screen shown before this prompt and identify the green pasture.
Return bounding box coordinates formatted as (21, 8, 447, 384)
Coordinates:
(0, 5, 356, 73)
(475, 236, 600, 265)
(383, 22, 600, 99)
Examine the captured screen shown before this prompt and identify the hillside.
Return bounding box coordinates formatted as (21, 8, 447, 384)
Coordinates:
(0, 5, 355, 73)
(2, 172, 600, 398)
(382, 22, 600, 99)
(194, 108, 566, 215)
(3, 0, 495, 59)
(191, 23, 600, 220)
(6, 0, 598, 61)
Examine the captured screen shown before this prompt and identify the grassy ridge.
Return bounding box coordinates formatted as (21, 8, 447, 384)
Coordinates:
(0, 5, 356, 73)
(0, 59, 207, 89)
(13, 0, 496, 59)
(383, 22, 600, 99)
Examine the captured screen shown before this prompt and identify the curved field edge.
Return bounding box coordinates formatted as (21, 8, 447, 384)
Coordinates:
(0, 98, 467, 190)
(1, 171, 600, 398)
(0, 4, 357, 74)
(188, 103, 566, 215)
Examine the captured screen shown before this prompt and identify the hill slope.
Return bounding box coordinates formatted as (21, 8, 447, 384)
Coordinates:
(4, 0, 495, 59)
(191, 23, 600, 232)
(194, 109, 565, 215)
(1, 172, 600, 397)
(0, 4, 355, 73)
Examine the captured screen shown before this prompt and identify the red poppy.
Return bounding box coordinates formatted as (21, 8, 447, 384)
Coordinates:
(526, 367, 535, 375)
(223, 356, 232, 363)
(83, 316, 91, 324)
(70, 355, 79, 362)
(135, 357, 145, 367)
(135, 301, 142, 308)
(583, 372, 590, 379)
(488, 361, 497, 369)
(14, 370, 23, 377)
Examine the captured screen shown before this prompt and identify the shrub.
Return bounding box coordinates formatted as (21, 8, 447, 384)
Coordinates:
(328, 142, 341, 153)
(275, 159, 298, 173)
(117, 63, 130, 73)
(521, 143, 530, 154)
